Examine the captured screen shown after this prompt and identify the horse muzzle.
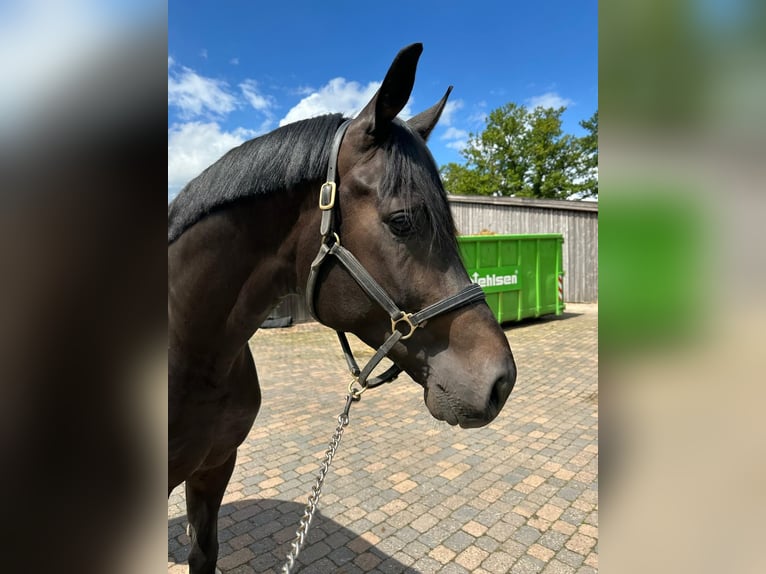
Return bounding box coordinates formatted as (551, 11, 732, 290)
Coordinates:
(423, 358, 516, 428)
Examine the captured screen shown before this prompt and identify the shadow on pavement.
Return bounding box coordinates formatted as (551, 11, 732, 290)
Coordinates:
(169, 498, 416, 573)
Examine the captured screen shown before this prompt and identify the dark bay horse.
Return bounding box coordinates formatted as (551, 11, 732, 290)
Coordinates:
(168, 43, 517, 573)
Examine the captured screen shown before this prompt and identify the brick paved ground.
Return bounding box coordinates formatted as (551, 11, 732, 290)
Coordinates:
(169, 303, 598, 573)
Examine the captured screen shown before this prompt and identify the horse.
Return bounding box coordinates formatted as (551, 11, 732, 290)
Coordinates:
(168, 43, 517, 574)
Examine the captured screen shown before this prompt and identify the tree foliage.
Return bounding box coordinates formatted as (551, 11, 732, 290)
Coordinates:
(441, 104, 598, 199)
(576, 110, 598, 198)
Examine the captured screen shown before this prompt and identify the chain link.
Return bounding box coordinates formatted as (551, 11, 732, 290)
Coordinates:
(281, 394, 357, 574)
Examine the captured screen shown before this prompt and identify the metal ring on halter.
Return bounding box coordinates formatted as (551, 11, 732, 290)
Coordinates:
(391, 312, 417, 340)
(320, 231, 341, 247)
(347, 378, 367, 398)
(323, 231, 341, 247)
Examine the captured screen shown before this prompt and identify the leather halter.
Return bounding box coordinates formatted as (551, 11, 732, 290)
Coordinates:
(305, 119, 486, 391)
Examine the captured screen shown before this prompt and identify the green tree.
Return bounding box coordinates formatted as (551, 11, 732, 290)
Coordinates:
(441, 103, 598, 199)
(576, 110, 598, 198)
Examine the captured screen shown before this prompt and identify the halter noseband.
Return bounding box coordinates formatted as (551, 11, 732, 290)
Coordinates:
(305, 119, 486, 391)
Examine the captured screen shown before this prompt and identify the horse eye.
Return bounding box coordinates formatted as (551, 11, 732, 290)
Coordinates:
(387, 212, 416, 237)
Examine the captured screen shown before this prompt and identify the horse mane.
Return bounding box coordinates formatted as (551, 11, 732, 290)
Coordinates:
(168, 114, 345, 244)
(168, 114, 456, 249)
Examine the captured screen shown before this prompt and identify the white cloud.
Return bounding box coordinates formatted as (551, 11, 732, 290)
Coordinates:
(168, 121, 258, 198)
(526, 91, 574, 110)
(468, 111, 488, 126)
(239, 79, 274, 112)
(445, 140, 469, 151)
(168, 65, 238, 119)
(230, 57, 239, 65)
(279, 77, 413, 126)
(441, 126, 469, 152)
(441, 126, 468, 141)
(440, 99, 464, 126)
(291, 85, 316, 96)
(280, 78, 379, 126)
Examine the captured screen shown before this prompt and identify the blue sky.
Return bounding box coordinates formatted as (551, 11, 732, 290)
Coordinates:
(168, 1, 597, 199)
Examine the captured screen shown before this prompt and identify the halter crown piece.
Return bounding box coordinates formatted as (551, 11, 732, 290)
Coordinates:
(305, 119, 486, 392)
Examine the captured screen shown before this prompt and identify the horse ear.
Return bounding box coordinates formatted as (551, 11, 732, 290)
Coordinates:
(407, 86, 453, 142)
(356, 43, 423, 135)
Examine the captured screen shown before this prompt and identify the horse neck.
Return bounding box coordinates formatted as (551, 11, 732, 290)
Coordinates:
(168, 182, 320, 358)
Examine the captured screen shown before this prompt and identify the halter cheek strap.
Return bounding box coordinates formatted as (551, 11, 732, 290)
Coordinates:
(305, 119, 486, 391)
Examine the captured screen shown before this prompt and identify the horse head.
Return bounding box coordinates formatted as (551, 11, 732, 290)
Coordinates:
(299, 44, 517, 428)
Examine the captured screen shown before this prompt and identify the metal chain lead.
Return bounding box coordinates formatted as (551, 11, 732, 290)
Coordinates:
(281, 393, 359, 574)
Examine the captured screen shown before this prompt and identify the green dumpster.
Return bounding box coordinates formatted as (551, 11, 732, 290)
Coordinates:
(458, 234, 565, 323)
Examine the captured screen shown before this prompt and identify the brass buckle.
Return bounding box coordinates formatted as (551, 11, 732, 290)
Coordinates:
(319, 181, 336, 210)
(391, 313, 416, 340)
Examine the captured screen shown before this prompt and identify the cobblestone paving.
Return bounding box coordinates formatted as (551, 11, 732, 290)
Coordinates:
(169, 304, 598, 573)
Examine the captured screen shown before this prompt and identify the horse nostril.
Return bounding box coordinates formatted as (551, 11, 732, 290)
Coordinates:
(489, 365, 516, 415)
